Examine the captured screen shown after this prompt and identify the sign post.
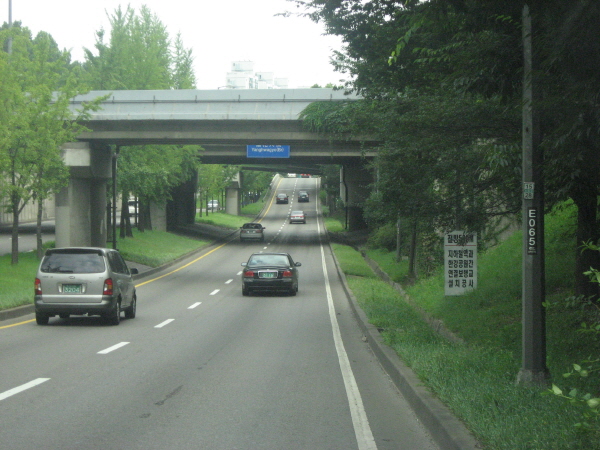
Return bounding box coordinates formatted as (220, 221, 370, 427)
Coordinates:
(444, 231, 477, 296)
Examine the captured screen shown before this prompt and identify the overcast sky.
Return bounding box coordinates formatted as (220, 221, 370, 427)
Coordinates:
(2, 0, 345, 89)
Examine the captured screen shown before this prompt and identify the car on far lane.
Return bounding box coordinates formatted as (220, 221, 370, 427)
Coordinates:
(241, 252, 301, 296)
(298, 191, 309, 202)
(240, 222, 266, 242)
(289, 211, 306, 224)
(276, 193, 289, 204)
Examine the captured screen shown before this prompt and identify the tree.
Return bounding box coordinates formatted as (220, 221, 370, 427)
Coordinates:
(118, 145, 199, 232)
(82, 5, 200, 236)
(295, 0, 600, 295)
(0, 25, 102, 263)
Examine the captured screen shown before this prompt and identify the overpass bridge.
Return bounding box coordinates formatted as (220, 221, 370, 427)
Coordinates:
(58, 89, 378, 248)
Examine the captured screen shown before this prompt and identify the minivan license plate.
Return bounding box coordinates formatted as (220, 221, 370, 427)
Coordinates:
(63, 284, 82, 293)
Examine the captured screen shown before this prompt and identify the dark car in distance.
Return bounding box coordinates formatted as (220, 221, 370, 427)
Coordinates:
(276, 193, 289, 204)
(34, 247, 138, 325)
(240, 222, 266, 241)
(298, 191, 309, 202)
(241, 252, 301, 296)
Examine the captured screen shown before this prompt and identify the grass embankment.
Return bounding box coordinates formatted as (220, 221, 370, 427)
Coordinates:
(0, 201, 264, 311)
(0, 230, 209, 311)
(330, 203, 599, 450)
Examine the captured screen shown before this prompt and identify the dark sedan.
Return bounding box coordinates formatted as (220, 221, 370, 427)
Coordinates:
(241, 252, 301, 296)
(276, 193, 289, 204)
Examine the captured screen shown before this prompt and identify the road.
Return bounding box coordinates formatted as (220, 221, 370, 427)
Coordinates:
(0, 177, 439, 450)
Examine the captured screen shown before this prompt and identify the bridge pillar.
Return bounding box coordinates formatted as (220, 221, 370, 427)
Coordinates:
(56, 142, 111, 248)
(340, 164, 372, 231)
(166, 170, 198, 230)
(225, 172, 242, 216)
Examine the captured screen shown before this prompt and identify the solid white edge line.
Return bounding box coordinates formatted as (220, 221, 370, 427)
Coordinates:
(317, 198, 378, 450)
(154, 319, 175, 329)
(188, 302, 202, 309)
(0, 378, 50, 402)
(97, 342, 130, 355)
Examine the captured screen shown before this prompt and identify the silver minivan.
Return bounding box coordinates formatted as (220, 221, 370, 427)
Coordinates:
(34, 247, 139, 325)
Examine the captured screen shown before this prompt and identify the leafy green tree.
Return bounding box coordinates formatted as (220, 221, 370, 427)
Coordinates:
(172, 32, 197, 89)
(296, 0, 600, 295)
(0, 25, 102, 263)
(197, 165, 239, 215)
(82, 5, 200, 235)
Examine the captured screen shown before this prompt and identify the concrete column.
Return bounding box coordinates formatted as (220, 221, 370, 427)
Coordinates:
(225, 187, 240, 215)
(150, 201, 167, 231)
(56, 142, 111, 248)
(340, 164, 372, 231)
(166, 171, 198, 230)
(225, 171, 242, 216)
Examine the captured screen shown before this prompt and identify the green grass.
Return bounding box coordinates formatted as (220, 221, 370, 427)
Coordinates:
(241, 199, 266, 216)
(196, 211, 250, 228)
(0, 252, 42, 310)
(328, 203, 600, 450)
(323, 216, 346, 233)
(116, 229, 209, 267)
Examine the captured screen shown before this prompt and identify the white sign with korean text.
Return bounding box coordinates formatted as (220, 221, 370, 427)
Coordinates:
(444, 231, 477, 296)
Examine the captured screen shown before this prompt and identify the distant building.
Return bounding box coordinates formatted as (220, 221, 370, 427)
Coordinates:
(226, 61, 288, 89)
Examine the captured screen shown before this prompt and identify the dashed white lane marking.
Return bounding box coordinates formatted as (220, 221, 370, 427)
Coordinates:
(210, 289, 220, 296)
(188, 302, 202, 309)
(225, 279, 233, 284)
(98, 342, 130, 354)
(154, 319, 174, 329)
(0, 378, 50, 402)
(237, 271, 243, 276)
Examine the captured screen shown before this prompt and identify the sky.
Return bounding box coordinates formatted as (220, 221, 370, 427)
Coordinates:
(2, 0, 345, 89)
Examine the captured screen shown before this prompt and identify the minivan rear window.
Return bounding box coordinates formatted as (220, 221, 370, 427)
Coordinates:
(40, 252, 106, 274)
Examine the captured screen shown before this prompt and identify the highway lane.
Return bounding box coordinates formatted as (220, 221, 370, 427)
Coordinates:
(0, 177, 439, 450)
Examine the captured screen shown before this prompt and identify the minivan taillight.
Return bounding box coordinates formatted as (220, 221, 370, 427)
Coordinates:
(103, 278, 114, 295)
(35, 278, 42, 295)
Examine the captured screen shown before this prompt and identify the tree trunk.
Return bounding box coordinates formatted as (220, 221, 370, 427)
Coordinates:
(11, 195, 19, 265)
(395, 216, 402, 263)
(119, 192, 133, 239)
(408, 219, 418, 281)
(138, 197, 152, 232)
(36, 199, 43, 259)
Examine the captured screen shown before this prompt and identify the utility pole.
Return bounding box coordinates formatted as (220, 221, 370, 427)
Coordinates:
(517, 4, 549, 385)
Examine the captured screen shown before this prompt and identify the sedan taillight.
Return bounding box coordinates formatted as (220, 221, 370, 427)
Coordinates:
(103, 278, 114, 296)
(35, 278, 42, 295)
(282, 270, 293, 278)
(244, 270, 255, 277)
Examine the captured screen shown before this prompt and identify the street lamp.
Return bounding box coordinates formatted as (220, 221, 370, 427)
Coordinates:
(7, 0, 12, 54)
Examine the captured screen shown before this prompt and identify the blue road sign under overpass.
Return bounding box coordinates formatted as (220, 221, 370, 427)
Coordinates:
(247, 145, 290, 158)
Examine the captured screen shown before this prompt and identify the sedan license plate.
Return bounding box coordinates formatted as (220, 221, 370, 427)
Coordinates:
(258, 272, 277, 279)
(63, 284, 82, 294)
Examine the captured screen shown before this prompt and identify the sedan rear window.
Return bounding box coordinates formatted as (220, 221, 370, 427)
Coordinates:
(40, 252, 106, 274)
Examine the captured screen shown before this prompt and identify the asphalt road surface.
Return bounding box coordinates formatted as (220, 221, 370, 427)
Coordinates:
(0, 177, 440, 450)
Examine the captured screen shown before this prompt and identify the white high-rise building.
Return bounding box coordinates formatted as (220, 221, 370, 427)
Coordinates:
(226, 61, 288, 89)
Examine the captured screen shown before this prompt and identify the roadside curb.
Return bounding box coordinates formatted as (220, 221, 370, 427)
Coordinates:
(328, 245, 481, 450)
